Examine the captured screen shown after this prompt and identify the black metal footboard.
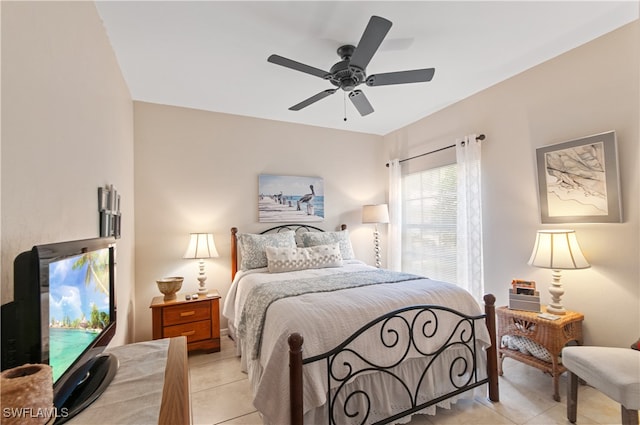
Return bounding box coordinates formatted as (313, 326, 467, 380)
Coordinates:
(289, 294, 498, 425)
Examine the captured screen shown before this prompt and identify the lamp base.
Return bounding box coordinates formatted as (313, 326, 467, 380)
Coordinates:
(197, 269, 208, 294)
(373, 227, 381, 268)
(546, 269, 566, 315)
(545, 305, 566, 315)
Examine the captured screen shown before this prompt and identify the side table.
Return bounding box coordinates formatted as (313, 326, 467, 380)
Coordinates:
(150, 290, 221, 353)
(497, 306, 584, 401)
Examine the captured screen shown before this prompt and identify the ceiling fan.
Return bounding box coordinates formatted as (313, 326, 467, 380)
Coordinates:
(267, 15, 435, 117)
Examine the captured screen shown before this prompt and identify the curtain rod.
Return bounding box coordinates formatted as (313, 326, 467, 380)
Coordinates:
(385, 134, 485, 167)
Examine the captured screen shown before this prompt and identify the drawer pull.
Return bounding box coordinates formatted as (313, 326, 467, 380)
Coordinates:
(180, 311, 196, 317)
(181, 330, 196, 336)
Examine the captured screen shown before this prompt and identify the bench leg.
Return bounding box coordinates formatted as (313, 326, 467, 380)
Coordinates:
(567, 372, 578, 423)
(621, 406, 638, 425)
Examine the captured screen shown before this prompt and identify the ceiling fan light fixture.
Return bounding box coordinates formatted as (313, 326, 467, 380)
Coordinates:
(342, 78, 358, 92)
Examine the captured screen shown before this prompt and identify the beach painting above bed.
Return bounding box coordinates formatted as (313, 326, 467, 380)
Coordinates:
(258, 174, 324, 222)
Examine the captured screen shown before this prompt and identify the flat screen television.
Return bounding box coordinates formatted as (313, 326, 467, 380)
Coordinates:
(1, 237, 118, 423)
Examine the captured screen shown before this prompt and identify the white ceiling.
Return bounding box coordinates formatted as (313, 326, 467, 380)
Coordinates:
(95, 1, 638, 136)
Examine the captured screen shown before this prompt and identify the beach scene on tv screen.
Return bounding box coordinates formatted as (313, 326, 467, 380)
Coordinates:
(48, 248, 110, 382)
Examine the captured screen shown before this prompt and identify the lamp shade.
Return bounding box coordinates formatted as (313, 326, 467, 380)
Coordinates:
(183, 233, 219, 259)
(362, 204, 389, 224)
(528, 230, 589, 270)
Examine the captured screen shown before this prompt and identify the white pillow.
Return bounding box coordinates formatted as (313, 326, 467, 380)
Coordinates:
(502, 335, 552, 362)
(265, 243, 343, 273)
(238, 231, 296, 270)
(300, 230, 355, 260)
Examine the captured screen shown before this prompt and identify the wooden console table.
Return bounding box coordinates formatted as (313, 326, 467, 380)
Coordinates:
(497, 306, 584, 401)
(68, 337, 190, 424)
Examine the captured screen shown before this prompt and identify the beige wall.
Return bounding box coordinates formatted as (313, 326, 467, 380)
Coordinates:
(1, 2, 135, 346)
(384, 21, 640, 347)
(133, 102, 385, 341)
(2, 1, 636, 350)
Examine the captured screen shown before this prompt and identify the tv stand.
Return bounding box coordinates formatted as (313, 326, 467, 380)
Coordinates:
(54, 353, 118, 424)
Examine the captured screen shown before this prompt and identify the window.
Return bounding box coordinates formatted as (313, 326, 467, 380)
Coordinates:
(401, 163, 457, 283)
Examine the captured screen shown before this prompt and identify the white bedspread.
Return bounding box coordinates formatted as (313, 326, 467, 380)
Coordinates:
(223, 261, 491, 425)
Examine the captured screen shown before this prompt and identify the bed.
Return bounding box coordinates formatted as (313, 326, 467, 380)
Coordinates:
(223, 224, 499, 425)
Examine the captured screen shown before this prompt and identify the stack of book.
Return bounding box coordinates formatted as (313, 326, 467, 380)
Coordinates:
(508, 279, 540, 312)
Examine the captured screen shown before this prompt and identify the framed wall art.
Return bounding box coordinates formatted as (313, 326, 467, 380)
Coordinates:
(258, 174, 324, 223)
(535, 130, 622, 223)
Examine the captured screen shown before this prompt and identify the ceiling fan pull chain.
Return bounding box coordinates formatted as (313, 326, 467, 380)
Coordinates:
(343, 92, 347, 121)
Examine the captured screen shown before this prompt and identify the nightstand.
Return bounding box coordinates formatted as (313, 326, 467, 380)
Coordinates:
(150, 290, 221, 353)
(497, 306, 584, 401)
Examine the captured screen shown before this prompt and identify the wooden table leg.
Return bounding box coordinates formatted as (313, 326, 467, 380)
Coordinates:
(498, 351, 505, 376)
(551, 357, 561, 402)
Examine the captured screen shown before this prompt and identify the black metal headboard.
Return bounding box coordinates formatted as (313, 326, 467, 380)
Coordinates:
(259, 224, 346, 234)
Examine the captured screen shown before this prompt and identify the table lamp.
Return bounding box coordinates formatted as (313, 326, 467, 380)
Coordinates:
(362, 204, 389, 268)
(183, 233, 219, 294)
(528, 229, 590, 315)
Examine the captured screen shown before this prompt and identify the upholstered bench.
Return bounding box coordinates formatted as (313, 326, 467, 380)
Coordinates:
(562, 346, 640, 425)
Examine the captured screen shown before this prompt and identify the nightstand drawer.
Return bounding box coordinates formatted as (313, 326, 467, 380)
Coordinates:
(163, 320, 211, 343)
(163, 302, 210, 326)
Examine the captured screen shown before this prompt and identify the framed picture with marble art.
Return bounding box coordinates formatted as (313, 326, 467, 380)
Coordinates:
(535, 130, 622, 223)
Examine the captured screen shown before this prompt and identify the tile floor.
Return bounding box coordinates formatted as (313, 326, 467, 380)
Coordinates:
(188, 336, 622, 425)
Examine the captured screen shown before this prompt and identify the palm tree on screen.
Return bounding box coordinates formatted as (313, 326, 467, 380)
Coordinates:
(72, 251, 109, 294)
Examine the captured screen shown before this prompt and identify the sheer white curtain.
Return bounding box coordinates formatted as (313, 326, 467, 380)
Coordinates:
(456, 135, 484, 301)
(387, 159, 402, 271)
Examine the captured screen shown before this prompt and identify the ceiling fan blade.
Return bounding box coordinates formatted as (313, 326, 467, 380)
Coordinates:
(289, 89, 337, 111)
(348, 90, 374, 116)
(349, 16, 392, 71)
(366, 68, 435, 86)
(268, 54, 331, 79)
